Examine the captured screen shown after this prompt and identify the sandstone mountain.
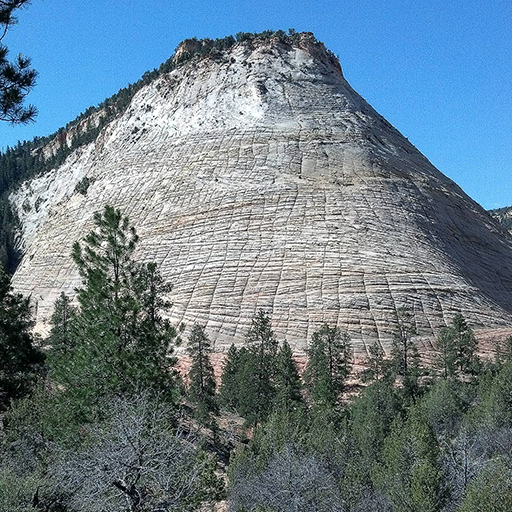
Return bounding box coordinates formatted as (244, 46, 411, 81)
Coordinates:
(9, 32, 512, 356)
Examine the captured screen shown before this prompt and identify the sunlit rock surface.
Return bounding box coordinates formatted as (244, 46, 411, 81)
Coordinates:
(11, 34, 512, 356)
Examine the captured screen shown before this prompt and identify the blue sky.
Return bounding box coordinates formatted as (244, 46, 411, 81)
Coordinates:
(0, 0, 510, 209)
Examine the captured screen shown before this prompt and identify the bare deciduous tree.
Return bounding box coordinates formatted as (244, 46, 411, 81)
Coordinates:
(441, 426, 512, 510)
(54, 393, 215, 512)
(229, 443, 344, 512)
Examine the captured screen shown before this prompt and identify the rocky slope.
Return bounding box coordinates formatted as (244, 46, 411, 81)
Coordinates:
(10, 32, 512, 356)
(489, 206, 512, 233)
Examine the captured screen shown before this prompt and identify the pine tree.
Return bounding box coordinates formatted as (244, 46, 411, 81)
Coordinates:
(492, 335, 512, 369)
(374, 409, 444, 512)
(47, 292, 77, 357)
(390, 308, 420, 396)
(360, 340, 389, 382)
(0, 265, 44, 409)
(0, 1, 37, 124)
(219, 344, 241, 411)
(450, 313, 478, 375)
(434, 327, 456, 379)
(187, 323, 218, 424)
(237, 310, 278, 426)
(304, 323, 352, 409)
(304, 332, 334, 409)
(459, 459, 512, 512)
(274, 341, 303, 413)
(50, 206, 180, 409)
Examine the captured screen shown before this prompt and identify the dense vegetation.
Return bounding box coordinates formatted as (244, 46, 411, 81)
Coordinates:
(0, 28, 328, 272)
(1, 205, 511, 511)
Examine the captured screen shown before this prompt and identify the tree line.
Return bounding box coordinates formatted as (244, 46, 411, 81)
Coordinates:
(0, 205, 511, 511)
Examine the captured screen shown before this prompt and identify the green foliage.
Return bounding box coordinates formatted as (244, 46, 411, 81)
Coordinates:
(47, 292, 77, 358)
(0, 1, 37, 125)
(360, 340, 389, 383)
(74, 176, 94, 195)
(459, 458, 512, 512)
(0, 265, 44, 410)
(390, 307, 421, 398)
(434, 326, 457, 379)
(350, 379, 401, 466)
(450, 313, 479, 375)
(49, 206, 180, 417)
(469, 360, 512, 428)
(419, 379, 473, 437)
(373, 409, 444, 512)
(273, 340, 303, 413)
(219, 343, 242, 411)
(492, 335, 512, 368)
(304, 323, 352, 409)
(187, 323, 218, 425)
(2, 381, 78, 452)
(0, 468, 42, 512)
(235, 310, 278, 426)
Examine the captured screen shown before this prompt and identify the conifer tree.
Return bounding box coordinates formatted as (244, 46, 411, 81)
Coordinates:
(492, 335, 512, 369)
(0, 1, 37, 124)
(360, 340, 389, 383)
(47, 292, 77, 357)
(374, 409, 444, 512)
(0, 265, 44, 409)
(304, 324, 352, 409)
(50, 206, 180, 409)
(390, 307, 420, 395)
(304, 333, 334, 409)
(434, 327, 457, 379)
(450, 313, 478, 375)
(187, 323, 218, 424)
(219, 343, 241, 411)
(237, 310, 278, 426)
(274, 341, 303, 413)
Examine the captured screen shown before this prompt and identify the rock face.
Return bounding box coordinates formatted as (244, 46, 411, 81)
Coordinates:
(10, 33, 512, 356)
(489, 206, 512, 234)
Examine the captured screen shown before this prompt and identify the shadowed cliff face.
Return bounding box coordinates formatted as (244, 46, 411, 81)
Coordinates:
(10, 34, 512, 356)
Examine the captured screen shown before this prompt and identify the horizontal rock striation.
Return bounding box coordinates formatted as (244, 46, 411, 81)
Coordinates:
(11, 33, 512, 356)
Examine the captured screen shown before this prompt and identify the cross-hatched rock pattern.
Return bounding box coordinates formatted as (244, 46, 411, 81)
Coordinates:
(10, 34, 512, 357)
